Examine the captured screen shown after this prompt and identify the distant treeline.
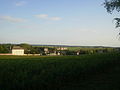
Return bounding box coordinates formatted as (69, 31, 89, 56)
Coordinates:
(0, 43, 119, 55)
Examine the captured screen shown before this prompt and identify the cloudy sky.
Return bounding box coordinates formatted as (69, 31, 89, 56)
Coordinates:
(0, 0, 120, 46)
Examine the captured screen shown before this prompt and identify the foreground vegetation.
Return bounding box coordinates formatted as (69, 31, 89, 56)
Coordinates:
(0, 52, 120, 90)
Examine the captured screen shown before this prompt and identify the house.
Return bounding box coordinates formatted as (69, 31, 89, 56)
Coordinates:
(57, 47, 68, 50)
(43, 48, 58, 55)
(76, 51, 80, 55)
(44, 48, 49, 54)
(12, 46, 24, 55)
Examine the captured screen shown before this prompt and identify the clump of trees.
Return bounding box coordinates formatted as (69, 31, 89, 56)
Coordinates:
(104, 0, 120, 28)
(20, 43, 40, 54)
(0, 44, 11, 53)
(0, 43, 40, 54)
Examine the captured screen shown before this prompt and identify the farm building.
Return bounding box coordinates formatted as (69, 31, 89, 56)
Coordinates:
(44, 48, 49, 54)
(12, 46, 24, 55)
(57, 47, 68, 50)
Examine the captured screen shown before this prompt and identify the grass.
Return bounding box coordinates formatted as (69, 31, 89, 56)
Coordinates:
(67, 47, 114, 51)
(0, 52, 120, 90)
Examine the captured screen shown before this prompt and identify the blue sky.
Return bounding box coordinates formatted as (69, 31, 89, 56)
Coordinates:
(0, 0, 120, 46)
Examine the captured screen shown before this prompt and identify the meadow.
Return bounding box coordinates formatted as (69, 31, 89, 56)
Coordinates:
(0, 52, 120, 90)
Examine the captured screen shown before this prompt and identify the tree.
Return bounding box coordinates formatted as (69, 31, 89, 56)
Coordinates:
(0, 44, 9, 53)
(104, 0, 120, 28)
(20, 43, 32, 54)
(20, 43, 41, 54)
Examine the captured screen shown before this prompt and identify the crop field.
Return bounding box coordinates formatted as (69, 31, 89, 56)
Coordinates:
(0, 53, 120, 90)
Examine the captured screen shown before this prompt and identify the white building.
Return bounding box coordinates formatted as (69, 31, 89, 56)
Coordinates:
(77, 51, 80, 55)
(44, 48, 49, 54)
(12, 46, 24, 55)
(57, 47, 68, 50)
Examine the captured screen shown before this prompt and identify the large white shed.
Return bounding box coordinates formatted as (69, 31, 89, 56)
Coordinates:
(12, 46, 24, 55)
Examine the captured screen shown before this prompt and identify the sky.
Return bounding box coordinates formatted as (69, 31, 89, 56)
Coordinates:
(0, 0, 120, 47)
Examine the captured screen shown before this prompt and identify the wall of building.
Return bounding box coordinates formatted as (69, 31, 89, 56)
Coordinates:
(12, 49, 24, 55)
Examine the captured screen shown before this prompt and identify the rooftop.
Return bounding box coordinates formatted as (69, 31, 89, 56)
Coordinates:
(12, 46, 24, 49)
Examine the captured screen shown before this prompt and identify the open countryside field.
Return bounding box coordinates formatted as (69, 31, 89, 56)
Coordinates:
(0, 53, 120, 90)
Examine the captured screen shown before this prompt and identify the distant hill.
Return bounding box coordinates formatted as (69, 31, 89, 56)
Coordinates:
(31, 44, 118, 48)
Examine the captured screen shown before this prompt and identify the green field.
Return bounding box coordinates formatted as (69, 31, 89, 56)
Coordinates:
(0, 53, 120, 90)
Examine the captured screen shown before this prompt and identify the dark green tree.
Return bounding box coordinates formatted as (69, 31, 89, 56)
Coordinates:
(0, 44, 9, 53)
(20, 43, 32, 54)
(104, 0, 120, 28)
(30, 47, 40, 54)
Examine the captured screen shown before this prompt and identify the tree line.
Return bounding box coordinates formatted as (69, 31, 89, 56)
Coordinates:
(0, 43, 118, 55)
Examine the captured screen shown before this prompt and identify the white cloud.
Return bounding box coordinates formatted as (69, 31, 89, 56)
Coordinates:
(49, 17, 62, 21)
(34, 14, 62, 21)
(34, 14, 48, 19)
(0, 16, 27, 23)
(15, 1, 26, 6)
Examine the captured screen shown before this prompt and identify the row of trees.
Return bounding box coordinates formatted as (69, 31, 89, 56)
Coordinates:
(0, 44, 11, 53)
(20, 44, 40, 54)
(0, 44, 39, 54)
(0, 43, 118, 55)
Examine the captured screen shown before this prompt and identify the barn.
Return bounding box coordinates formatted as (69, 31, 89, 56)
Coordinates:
(12, 46, 24, 55)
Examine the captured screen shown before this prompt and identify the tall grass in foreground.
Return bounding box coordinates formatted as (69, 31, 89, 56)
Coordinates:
(0, 52, 120, 90)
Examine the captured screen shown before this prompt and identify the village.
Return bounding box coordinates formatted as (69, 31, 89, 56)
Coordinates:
(0, 44, 119, 56)
(0, 45, 76, 56)
(11, 46, 68, 56)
